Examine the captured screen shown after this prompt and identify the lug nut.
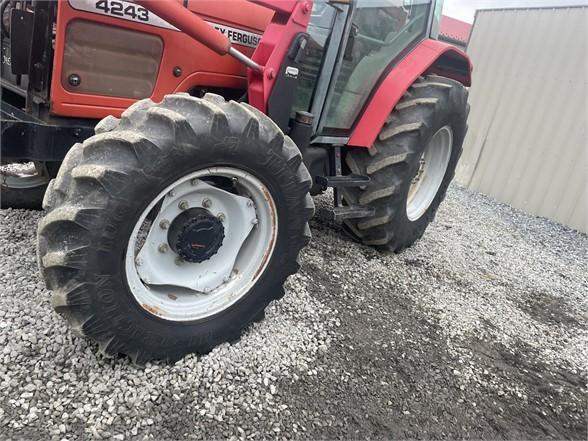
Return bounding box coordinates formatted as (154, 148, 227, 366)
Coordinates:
(158, 243, 169, 253)
(178, 200, 189, 210)
(217, 213, 226, 222)
(159, 219, 170, 229)
(247, 200, 254, 207)
(168, 190, 175, 197)
(136, 258, 143, 267)
(191, 178, 199, 186)
(202, 198, 212, 208)
(251, 218, 258, 225)
(174, 256, 184, 266)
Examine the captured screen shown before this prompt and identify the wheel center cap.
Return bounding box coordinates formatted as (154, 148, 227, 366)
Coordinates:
(167, 208, 225, 263)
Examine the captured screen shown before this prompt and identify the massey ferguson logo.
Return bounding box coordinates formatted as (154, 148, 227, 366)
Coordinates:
(205, 22, 261, 49)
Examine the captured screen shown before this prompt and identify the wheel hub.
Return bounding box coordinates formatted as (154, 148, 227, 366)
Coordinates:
(168, 208, 225, 263)
(126, 168, 278, 322)
(133, 176, 260, 294)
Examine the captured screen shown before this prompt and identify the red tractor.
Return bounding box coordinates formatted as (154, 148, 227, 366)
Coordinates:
(1, 0, 471, 362)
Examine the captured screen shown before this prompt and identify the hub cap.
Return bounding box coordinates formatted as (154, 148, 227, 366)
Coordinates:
(167, 208, 225, 263)
(406, 126, 453, 221)
(125, 167, 278, 322)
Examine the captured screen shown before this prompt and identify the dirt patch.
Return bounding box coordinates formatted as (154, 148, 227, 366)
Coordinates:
(517, 290, 584, 329)
(271, 242, 587, 440)
(262, 205, 587, 440)
(467, 338, 587, 439)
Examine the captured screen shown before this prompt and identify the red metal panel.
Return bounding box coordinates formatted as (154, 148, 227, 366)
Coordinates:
(439, 15, 472, 45)
(135, 0, 230, 55)
(50, 0, 272, 119)
(252, 0, 299, 14)
(348, 39, 472, 148)
(247, 0, 312, 113)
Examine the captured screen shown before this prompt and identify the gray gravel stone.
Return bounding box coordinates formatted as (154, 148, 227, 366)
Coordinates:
(0, 185, 585, 440)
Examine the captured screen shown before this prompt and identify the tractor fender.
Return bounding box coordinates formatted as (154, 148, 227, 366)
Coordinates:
(348, 39, 472, 148)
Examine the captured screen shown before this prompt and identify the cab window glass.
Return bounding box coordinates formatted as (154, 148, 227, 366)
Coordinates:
(323, 0, 432, 132)
(292, 1, 337, 114)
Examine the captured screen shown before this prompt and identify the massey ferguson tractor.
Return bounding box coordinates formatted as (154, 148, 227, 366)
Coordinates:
(1, 0, 471, 362)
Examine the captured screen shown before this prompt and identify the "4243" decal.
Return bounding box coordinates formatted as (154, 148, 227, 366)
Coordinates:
(67, 0, 178, 30)
(94, 0, 149, 22)
(67, 0, 262, 48)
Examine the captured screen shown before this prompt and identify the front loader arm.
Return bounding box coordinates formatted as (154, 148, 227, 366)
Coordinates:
(135, 0, 262, 71)
(136, 0, 313, 114)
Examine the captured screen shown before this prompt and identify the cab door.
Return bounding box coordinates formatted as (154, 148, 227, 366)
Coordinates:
(319, 0, 434, 136)
(294, 0, 435, 142)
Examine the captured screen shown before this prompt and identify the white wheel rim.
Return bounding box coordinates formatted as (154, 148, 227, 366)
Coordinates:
(125, 167, 278, 322)
(406, 125, 453, 221)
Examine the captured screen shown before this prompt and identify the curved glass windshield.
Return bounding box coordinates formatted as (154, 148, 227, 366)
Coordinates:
(324, 0, 432, 132)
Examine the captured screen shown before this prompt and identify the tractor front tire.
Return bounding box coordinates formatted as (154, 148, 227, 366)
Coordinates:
(37, 93, 314, 363)
(343, 75, 468, 252)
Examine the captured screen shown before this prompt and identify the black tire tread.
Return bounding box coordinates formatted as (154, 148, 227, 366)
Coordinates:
(37, 93, 313, 363)
(343, 75, 468, 252)
(1, 184, 48, 210)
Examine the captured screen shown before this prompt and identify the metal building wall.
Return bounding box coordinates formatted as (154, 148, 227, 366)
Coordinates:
(455, 7, 587, 233)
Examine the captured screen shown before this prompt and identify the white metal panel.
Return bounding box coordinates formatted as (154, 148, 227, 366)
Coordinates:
(456, 7, 587, 233)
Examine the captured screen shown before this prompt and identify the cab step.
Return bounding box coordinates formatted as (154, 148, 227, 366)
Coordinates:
(315, 174, 370, 188)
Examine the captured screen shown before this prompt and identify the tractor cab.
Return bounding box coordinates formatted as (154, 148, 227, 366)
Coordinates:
(296, 0, 440, 138)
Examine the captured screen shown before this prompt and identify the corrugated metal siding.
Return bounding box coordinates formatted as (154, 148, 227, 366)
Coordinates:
(455, 7, 587, 233)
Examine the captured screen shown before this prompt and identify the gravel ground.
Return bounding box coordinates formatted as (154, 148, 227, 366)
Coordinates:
(0, 185, 586, 440)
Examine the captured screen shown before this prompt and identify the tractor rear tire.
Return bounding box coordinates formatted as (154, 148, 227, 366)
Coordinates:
(342, 75, 468, 252)
(37, 93, 314, 363)
(1, 183, 48, 210)
(1, 161, 59, 210)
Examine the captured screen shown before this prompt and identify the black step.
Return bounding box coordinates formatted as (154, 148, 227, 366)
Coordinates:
(333, 205, 375, 221)
(315, 174, 370, 188)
